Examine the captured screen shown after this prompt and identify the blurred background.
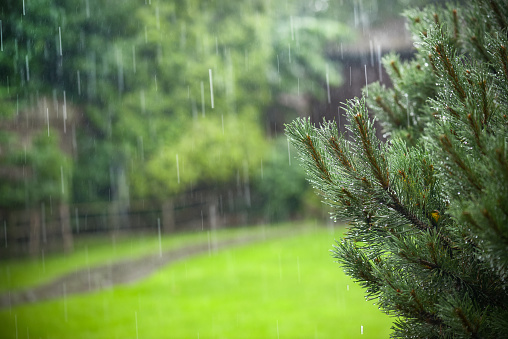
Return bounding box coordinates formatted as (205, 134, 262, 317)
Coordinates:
(0, 0, 427, 254)
(0, 0, 444, 337)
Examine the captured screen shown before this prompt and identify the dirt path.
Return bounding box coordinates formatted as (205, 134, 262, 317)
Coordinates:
(0, 231, 288, 310)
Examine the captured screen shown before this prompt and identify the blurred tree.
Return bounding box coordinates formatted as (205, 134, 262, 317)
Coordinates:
(251, 137, 309, 222)
(1, 0, 355, 238)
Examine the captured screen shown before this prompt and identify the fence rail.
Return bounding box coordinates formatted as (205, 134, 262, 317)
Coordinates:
(0, 190, 253, 258)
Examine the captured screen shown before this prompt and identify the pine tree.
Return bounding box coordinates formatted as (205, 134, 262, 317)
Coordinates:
(285, 0, 508, 337)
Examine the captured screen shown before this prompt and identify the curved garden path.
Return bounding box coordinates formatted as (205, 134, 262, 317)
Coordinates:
(0, 230, 290, 309)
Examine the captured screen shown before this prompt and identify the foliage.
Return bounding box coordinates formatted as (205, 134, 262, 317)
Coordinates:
(0, 131, 71, 206)
(136, 113, 268, 197)
(268, 15, 349, 100)
(122, 0, 273, 199)
(286, 0, 508, 337)
(1, 0, 350, 208)
(252, 137, 309, 222)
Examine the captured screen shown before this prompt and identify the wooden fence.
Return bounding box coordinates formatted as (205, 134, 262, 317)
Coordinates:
(0, 189, 253, 258)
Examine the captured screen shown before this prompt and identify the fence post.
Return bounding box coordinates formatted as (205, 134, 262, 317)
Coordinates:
(29, 208, 41, 256)
(162, 199, 175, 233)
(209, 200, 218, 230)
(59, 203, 73, 253)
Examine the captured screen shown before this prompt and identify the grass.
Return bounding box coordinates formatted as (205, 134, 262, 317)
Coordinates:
(0, 222, 393, 338)
(0, 223, 294, 293)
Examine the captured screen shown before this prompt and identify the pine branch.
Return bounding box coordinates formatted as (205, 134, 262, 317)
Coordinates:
(327, 136, 355, 171)
(303, 134, 333, 184)
(434, 42, 466, 101)
(455, 307, 480, 339)
(287, 2, 508, 336)
(439, 134, 483, 192)
(375, 95, 402, 126)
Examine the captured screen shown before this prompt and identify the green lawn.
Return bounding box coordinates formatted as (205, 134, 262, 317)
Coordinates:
(0, 223, 393, 338)
(0, 223, 294, 293)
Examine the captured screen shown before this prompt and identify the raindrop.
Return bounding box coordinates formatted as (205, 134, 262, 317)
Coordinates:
(135, 311, 139, 339)
(209, 69, 214, 108)
(349, 66, 352, 86)
(154, 74, 157, 91)
(140, 90, 145, 114)
(41, 203, 46, 242)
(85, 0, 90, 18)
(407, 95, 410, 127)
(377, 44, 382, 82)
(132, 45, 136, 73)
(14, 314, 18, 339)
(25, 55, 29, 81)
(353, 2, 358, 27)
(287, 138, 291, 166)
(41, 249, 45, 273)
(61, 166, 65, 194)
(116, 47, 124, 94)
(207, 230, 211, 255)
(0, 20, 3, 51)
(364, 65, 368, 97)
(288, 43, 291, 63)
(23, 0, 25, 15)
(200, 81, 205, 116)
(77, 70, 81, 95)
(63, 282, 68, 322)
(276, 320, 280, 339)
(290, 16, 295, 40)
(46, 107, 50, 136)
(155, 6, 160, 30)
(138, 136, 144, 161)
(260, 159, 263, 179)
(361, 325, 364, 335)
(58, 27, 62, 56)
(370, 40, 374, 67)
(63, 91, 67, 133)
(326, 66, 331, 104)
(243, 161, 251, 207)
